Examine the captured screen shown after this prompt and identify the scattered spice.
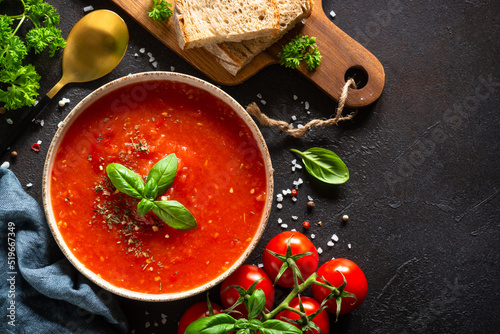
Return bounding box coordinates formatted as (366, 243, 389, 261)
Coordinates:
(291, 189, 298, 197)
(31, 143, 41, 152)
(302, 221, 310, 229)
(10, 151, 18, 158)
(307, 201, 315, 209)
(343, 214, 349, 222)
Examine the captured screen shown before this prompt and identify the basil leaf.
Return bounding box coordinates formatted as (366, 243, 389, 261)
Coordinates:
(246, 289, 266, 320)
(185, 313, 236, 334)
(260, 319, 303, 334)
(144, 178, 158, 200)
(106, 163, 145, 199)
(152, 200, 197, 230)
(137, 198, 154, 217)
(291, 147, 349, 184)
(146, 153, 177, 198)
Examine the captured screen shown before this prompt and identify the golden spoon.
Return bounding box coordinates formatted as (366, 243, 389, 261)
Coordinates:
(1, 10, 129, 153)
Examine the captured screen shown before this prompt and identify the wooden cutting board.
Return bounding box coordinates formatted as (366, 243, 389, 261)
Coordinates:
(110, 0, 385, 108)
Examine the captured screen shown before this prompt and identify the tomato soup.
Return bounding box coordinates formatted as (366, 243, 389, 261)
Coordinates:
(50, 80, 268, 294)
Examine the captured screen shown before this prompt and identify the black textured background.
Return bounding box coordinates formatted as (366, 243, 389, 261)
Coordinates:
(1, 0, 499, 333)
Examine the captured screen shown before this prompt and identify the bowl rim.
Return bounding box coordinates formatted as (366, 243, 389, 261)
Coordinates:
(42, 71, 274, 302)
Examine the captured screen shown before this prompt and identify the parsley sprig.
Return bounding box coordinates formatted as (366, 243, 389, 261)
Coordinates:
(279, 35, 322, 71)
(147, 0, 173, 22)
(0, 0, 66, 110)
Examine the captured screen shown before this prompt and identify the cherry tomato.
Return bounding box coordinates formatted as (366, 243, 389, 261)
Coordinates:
(263, 231, 319, 288)
(312, 258, 368, 315)
(276, 296, 330, 334)
(178, 301, 223, 334)
(220, 264, 275, 318)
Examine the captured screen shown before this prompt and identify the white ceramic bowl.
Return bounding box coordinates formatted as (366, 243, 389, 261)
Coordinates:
(42, 72, 273, 301)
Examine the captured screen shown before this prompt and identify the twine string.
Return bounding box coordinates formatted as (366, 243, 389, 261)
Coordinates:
(246, 78, 359, 138)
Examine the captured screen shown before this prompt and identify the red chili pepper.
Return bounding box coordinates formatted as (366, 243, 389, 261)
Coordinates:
(302, 221, 310, 229)
(291, 189, 298, 197)
(31, 143, 41, 152)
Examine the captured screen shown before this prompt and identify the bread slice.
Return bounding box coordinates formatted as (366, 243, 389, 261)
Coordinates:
(174, 0, 281, 50)
(205, 0, 313, 75)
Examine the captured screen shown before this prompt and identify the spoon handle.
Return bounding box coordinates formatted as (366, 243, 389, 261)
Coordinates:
(0, 95, 52, 154)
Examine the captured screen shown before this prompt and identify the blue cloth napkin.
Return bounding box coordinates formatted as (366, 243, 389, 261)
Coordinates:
(0, 168, 128, 333)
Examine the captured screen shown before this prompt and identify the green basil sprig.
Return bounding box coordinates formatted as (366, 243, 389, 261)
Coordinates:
(106, 154, 197, 231)
(185, 289, 302, 334)
(291, 147, 349, 184)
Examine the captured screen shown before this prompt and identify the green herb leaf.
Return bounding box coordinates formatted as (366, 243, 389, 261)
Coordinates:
(185, 313, 236, 334)
(0, 0, 65, 110)
(146, 153, 177, 198)
(291, 148, 349, 184)
(147, 0, 173, 22)
(106, 163, 145, 199)
(279, 35, 322, 71)
(144, 178, 158, 200)
(260, 319, 303, 334)
(152, 200, 197, 231)
(246, 289, 266, 320)
(137, 198, 154, 217)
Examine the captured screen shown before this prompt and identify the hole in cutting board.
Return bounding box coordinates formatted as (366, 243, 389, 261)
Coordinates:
(344, 66, 369, 89)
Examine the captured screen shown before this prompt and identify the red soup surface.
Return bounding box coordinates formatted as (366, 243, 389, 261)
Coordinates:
(50, 80, 268, 294)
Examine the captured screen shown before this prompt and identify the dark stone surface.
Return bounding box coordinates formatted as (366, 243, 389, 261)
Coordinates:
(1, 0, 499, 333)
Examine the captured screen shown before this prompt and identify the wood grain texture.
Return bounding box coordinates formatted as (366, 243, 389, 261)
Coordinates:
(110, 0, 385, 107)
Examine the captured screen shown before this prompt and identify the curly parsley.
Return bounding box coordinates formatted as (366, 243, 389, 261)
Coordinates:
(147, 0, 173, 22)
(0, 0, 66, 110)
(279, 35, 322, 71)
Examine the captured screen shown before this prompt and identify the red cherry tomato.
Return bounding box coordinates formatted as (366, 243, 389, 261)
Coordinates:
(178, 301, 223, 334)
(312, 258, 368, 315)
(220, 264, 275, 318)
(276, 296, 330, 334)
(263, 231, 319, 288)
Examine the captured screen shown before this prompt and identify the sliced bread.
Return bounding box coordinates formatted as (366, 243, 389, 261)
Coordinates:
(205, 0, 313, 75)
(174, 0, 281, 50)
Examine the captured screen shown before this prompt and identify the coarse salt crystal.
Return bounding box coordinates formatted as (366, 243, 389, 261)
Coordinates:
(57, 121, 63, 128)
(327, 241, 334, 247)
(260, 100, 267, 105)
(281, 223, 288, 229)
(83, 5, 94, 12)
(305, 101, 310, 110)
(331, 234, 339, 242)
(292, 197, 297, 202)
(277, 218, 282, 224)
(330, 10, 336, 18)
(291, 166, 296, 172)
(298, 178, 303, 184)
(40, 119, 44, 127)
(170, 66, 175, 71)
(149, 57, 155, 62)
(291, 228, 297, 232)
(277, 203, 283, 209)
(291, 115, 297, 121)
(6, 118, 13, 125)
(161, 318, 167, 325)
(139, 48, 146, 53)
(256, 93, 262, 99)
(37, 140, 42, 145)
(134, 53, 139, 57)
(297, 124, 304, 128)
(286, 189, 292, 194)
(1, 161, 10, 169)
(33, 100, 39, 106)
(317, 247, 323, 254)
(310, 234, 316, 239)
(26, 183, 33, 188)
(152, 61, 158, 68)
(295, 164, 302, 169)
(308, 195, 313, 201)
(293, 95, 298, 100)
(282, 189, 287, 195)
(348, 243, 352, 249)
(291, 159, 297, 164)
(147, 52, 153, 57)
(145, 321, 150, 328)
(257, 263, 264, 268)
(291, 216, 298, 220)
